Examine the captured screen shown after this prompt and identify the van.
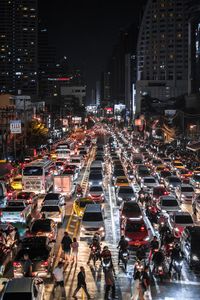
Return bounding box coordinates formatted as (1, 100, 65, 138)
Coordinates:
(80, 204, 105, 240)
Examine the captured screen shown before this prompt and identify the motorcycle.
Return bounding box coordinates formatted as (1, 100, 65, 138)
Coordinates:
(119, 249, 129, 271)
(102, 257, 112, 272)
(171, 257, 183, 280)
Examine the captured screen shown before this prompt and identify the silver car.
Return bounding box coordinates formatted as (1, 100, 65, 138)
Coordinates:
(158, 195, 181, 212)
(175, 184, 195, 203)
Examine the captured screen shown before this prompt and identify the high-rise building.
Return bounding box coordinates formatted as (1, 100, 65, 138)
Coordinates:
(188, 1, 200, 94)
(0, 0, 38, 96)
(136, 0, 189, 112)
(100, 71, 111, 107)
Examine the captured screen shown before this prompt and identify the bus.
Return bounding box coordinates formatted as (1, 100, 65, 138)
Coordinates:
(22, 159, 54, 194)
(55, 148, 70, 160)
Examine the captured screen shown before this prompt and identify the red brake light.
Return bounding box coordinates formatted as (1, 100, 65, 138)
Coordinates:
(140, 226, 145, 231)
(41, 260, 48, 267)
(0, 211, 2, 217)
(164, 191, 168, 195)
(13, 262, 21, 267)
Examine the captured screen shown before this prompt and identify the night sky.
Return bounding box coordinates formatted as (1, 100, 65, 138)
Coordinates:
(39, 0, 147, 97)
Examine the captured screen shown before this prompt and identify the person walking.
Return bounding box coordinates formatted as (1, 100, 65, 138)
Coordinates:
(71, 237, 79, 263)
(23, 253, 32, 277)
(61, 231, 72, 264)
(104, 267, 115, 299)
(141, 266, 151, 300)
(52, 262, 66, 299)
(131, 270, 141, 300)
(72, 266, 91, 299)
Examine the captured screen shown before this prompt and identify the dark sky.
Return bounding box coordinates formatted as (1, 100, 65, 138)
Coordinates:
(39, 0, 147, 95)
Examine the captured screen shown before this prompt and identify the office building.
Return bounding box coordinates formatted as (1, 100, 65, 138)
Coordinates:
(136, 0, 189, 112)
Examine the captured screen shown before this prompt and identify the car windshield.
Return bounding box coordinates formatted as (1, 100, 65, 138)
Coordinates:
(162, 200, 178, 206)
(123, 203, 141, 213)
(174, 162, 183, 166)
(114, 170, 125, 176)
(169, 177, 181, 183)
(41, 206, 60, 212)
(139, 170, 150, 175)
(23, 167, 43, 176)
(89, 174, 102, 180)
(79, 200, 94, 208)
(125, 222, 147, 233)
(119, 188, 133, 194)
(7, 202, 24, 207)
(174, 215, 193, 224)
(82, 212, 103, 221)
(45, 194, 59, 200)
(31, 220, 51, 232)
(13, 178, 21, 182)
(71, 159, 80, 163)
(133, 159, 142, 164)
(181, 187, 194, 192)
(3, 293, 32, 300)
(117, 178, 128, 183)
(144, 178, 156, 183)
(160, 171, 171, 178)
(90, 187, 102, 192)
(152, 160, 162, 165)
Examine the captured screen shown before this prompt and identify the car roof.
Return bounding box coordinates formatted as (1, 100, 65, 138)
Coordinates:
(143, 176, 155, 180)
(180, 184, 193, 188)
(42, 200, 60, 206)
(160, 195, 177, 200)
(84, 203, 101, 213)
(5, 278, 33, 293)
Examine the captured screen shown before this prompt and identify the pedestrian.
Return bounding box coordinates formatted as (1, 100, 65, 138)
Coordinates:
(131, 270, 141, 300)
(52, 262, 66, 299)
(23, 253, 32, 277)
(71, 237, 79, 263)
(72, 266, 91, 299)
(104, 267, 115, 300)
(141, 266, 151, 300)
(61, 231, 72, 264)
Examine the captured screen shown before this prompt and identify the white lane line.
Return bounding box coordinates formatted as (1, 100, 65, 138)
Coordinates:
(108, 183, 117, 243)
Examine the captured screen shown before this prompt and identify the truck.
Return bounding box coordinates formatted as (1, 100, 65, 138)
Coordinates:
(53, 175, 76, 197)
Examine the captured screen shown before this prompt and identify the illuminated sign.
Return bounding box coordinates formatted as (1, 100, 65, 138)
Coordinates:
(48, 77, 72, 81)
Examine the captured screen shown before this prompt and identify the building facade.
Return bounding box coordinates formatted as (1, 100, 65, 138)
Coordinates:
(0, 0, 38, 96)
(136, 0, 189, 112)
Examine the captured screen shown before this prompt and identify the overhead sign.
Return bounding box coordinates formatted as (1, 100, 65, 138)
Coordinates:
(10, 120, 21, 134)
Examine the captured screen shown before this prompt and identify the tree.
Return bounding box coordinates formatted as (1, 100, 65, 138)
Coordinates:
(26, 120, 48, 148)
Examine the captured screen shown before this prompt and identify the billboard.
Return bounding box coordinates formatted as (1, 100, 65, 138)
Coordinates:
(10, 120, 21, 134)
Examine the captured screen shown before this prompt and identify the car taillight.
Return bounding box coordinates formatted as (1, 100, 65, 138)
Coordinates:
(41, 261, 48, 267)
(13, 262, 21, 267)
(140, 226, 145, 231)
(0, 211, 2, 217)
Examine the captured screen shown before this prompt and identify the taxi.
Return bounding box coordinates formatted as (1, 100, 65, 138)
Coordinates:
(50, 152, 57, 160)
(172, 160, 185, 170)
(193, 167, 200, 175)
(154, 164, 165, 174)
(11, 176, 22, 190)
(73, 197, 95, 217)
(114, 176, 129, 188)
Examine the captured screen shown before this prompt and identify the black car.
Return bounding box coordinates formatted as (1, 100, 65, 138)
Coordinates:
(43, 193, 65, 205)
(13, 236, 55, 278)
(181, 226, 200, 267)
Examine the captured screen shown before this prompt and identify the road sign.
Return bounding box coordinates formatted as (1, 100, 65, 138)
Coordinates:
(10, 120, 21, 134)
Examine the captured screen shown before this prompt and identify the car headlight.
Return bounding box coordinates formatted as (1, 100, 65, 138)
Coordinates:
(174, 227, 179, 232)
(99, 226, 104, 231)
(81, 227, 86, 231)
(131, 197, 136, 201)
(192, 255, 199, 261)
(169, 184, 173, 188)
(144, 236, 150, 241)
(118, 197, 123, 201)
(99, 181, 102, 185)
(125, 237, 131, 241)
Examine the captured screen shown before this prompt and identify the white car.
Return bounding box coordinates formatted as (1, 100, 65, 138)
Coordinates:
(158, 195, 181, 213)
(141, 176, 159, 191)
(192, 194, 200, 215)
(1, 201, 32, 223)
(40, 200, 65, 224)
(175, 184, 195, 203)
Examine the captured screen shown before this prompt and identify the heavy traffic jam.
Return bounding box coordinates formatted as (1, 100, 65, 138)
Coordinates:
(0, 124, 200, 299)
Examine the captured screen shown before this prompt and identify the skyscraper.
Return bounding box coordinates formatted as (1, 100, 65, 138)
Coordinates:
(136, 0, 189, 112)
(188, 1, 200, 94)
(0, 0, 38, 96)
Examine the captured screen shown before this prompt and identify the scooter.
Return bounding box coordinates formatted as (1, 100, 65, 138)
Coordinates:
(119, 249, 129, 271)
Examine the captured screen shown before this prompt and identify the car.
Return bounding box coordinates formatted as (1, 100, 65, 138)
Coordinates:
(80, 204, 105, 240)
(1, 277, 45, 300)
(13, 236, 55, 278)
(190, 174, 200, 189)
(172, 160, 185, 170)
(112, 169, 126, 182)
(43, 193, 65, 205)
(193, 167, 200, 174)
(88, 186, 105, 203)
(167, 211, 194, 239)
(158, 195, 181, 212)
(88, 172, 103, 186)
(122, 218, 153, 248)
(140, 176, 159, 191)
(73, 197, 95, 217)
(116, 186, 135, 205)
(70, 156, 83, 170)
(135, 165, 151, 183)
(114, 176, 129, 188)
(152, 186, 169, 202)
(164, 176, 181, 191)
(192, 194, 200, 215)
(175, 184, 195, 203)
(181, 226, 200, 268)
(15, 192, 38, 206)
(176, 168, 193, 180)
(62, 165, 79, 181)
(28, 219, 57, 241)
(10, 176, 22, 190)
(157, 170, 172, 184)
(40, 200, 65, 224)
(120, 201, 142, 222)
(1, 200, 32, 223)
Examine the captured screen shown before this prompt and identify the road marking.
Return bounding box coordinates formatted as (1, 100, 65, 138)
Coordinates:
(108, 184, 117, 244)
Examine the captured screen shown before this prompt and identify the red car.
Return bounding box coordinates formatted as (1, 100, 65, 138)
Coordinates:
(88, 186, 104, 203)
(121, 218, 151, 248)
(152, 186, 169, 202)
